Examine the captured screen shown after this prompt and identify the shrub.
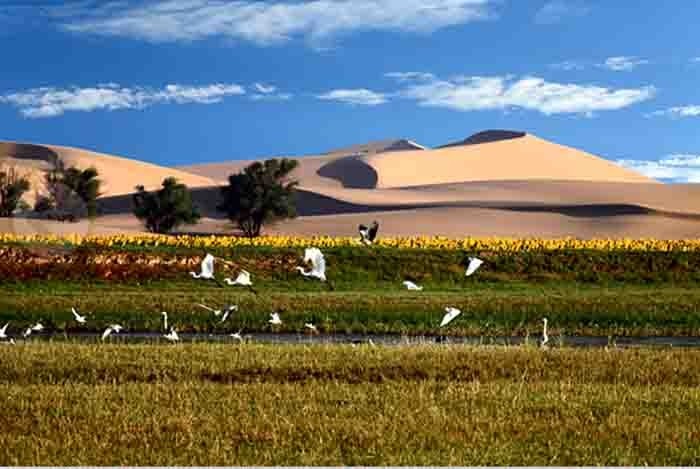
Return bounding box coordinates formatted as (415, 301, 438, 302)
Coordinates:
(132, 177, 201, 234)
(0, 167, 31, 217)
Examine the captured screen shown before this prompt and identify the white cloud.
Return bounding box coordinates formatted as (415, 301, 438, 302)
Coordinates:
(394, 75, 655, 115)
(549, 60, 586, 71)
(317, 88, 387, 106)
(253, 83, 277, 94)
(57, 0, 496, 48)
(617, 154, 700, 183)
(250, 92, 293, 101)
(384, 71, 436, 82)
(534, 0, 589, 25)
(601, 56, 650, 71)
(648, 105, 700, 118)
(0, 82, 245, 117)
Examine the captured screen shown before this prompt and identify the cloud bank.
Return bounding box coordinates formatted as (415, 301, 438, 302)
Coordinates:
(617, 154, 700, 183)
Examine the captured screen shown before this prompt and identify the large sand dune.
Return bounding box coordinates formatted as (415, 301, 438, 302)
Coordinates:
(2, 131, 700, 238)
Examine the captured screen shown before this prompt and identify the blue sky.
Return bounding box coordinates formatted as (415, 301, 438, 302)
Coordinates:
(1, 0, 699, 181)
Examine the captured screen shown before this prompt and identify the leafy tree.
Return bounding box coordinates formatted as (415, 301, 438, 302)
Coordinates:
(0, 167, 31, 217)
(218, 158, 299, 238)
(132, 177, 201, 234)
(39, 159, 102, 220)
(60, 166, 102, 218)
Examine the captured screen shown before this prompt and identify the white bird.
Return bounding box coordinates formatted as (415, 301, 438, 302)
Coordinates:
(440, 307, 461, 327)
(224, 270, 252, 286)
(296, 247, 327, 281)
(164, 327, 179, 342)
(31, 322, 44, 332)
(541, 317, 549, 348)
(221, 305, 238, 323)
(358, 221, 379, 245)
(0, 322, 9, 339)
(466, 257, 484, 277)
(101, 324, 123, 341)
(190, 253, 215, 279)
(71, 307, 87, 324)
(230, 330, 243, 341)
(403, 280, 423, 291)
(269, 312, 282, 325)
(161, 311, 168, 331)
(197, 303, 222, 316)
(304, 322, 318, 332)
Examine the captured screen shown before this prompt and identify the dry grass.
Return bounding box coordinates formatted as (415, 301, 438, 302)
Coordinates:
(0, 344, 699, 465)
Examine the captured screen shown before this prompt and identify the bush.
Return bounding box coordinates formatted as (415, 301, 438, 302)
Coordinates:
(218, 158, 299, 237)
(132, 177, 201, 234)
(0, 167, 31, 217)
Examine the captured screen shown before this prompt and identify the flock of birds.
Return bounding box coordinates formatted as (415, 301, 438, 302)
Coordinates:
(0, 221, 550, 348)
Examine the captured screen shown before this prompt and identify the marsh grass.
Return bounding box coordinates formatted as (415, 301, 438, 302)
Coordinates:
(0, 344, 699, 465)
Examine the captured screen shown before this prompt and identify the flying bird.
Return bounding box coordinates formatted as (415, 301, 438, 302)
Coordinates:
(358, 221, 379, 245)
(23, 321, 43, 338)
(230, 331, 243, 341)
(164, 327, 179, 342)
(0, 322, 8, 339)
(440, 307, 461, 327)
(221, 305, 238, 323)
(402, 280, 423, 291)
(304, 322, 318, 332)
(465, 257, 484, 277)
(296, 247, 327, 281)
(101, 324, 123, 341)
(269, 312, 282, 325)
(224, 270, 258, 293)
(190, 253, 215, 279)
(197, 303, 222, 316)
(71, 307, 87, 324)
(541, 317, 549, 348)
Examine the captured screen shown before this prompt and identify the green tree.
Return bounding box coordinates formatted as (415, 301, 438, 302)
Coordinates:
(132, 177, 201, 234)
(60, 166, 102, 218)
(0, 167, 31, 217)
(218, 158, 299, 238)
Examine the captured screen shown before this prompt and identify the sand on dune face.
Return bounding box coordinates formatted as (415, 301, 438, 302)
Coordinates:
(363, 134, 655, 188)
(0, 141, 218, 202)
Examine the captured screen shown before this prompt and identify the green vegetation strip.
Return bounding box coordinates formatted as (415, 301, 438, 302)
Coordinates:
(0, 344, 699, 465)
(0, 282, 699, 336)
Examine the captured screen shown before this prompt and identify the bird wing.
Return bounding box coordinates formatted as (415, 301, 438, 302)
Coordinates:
(311, 250, 326, 275)
(196, 303, 215, 313)
(368, 222, 379, 241)
(440, 308, 461, 327)
(202, 254, 215, 276)
(101, 327, 112, 340)
(71, 307, 79, 319)
(0, 323, 8, 334)
(466, 258, 484, 276)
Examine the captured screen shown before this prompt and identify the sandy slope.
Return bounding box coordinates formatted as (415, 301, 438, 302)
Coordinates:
(0, 141, 218, 201)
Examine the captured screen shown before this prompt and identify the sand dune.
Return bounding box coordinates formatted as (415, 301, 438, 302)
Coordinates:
(0, 141, 218, 203)
(4, 131, 700, 239)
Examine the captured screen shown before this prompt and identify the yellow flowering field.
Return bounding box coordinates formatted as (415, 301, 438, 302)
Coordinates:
(2, 232, 700, 252)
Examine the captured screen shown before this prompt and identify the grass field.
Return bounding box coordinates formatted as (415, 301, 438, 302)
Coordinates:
(0, 343, 699, 465)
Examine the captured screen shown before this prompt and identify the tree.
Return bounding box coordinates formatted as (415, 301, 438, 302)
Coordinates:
(40, 159, 102, 220)
(132, 177, 201, 234)
(0, 167, 30, 217)
(218, 158, 299, 238)
(60, 166, 102, 218)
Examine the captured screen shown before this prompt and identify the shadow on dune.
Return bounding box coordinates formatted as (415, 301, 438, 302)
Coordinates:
(316, 155, 378, 189)
(0, 142, 60, 167)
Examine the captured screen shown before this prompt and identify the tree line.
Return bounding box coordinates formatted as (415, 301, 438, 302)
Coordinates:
(0, 157, 299, 237)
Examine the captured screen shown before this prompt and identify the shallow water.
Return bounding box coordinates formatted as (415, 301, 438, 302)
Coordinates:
(8, 332, 700, 348)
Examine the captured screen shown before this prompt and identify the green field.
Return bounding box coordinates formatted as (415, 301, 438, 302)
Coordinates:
(0, 344, 699, 465)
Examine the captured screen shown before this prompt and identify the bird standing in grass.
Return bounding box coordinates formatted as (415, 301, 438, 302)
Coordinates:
(541, 317, 549, 348)
(440, 307, 461, 327)
(358, 221, 379, 245)
(71, 307, 87, 324)
(403, 280, 423, 291)
(465, 257, 484, 277)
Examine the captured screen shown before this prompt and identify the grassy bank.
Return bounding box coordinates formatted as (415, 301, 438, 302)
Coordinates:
(0, 344, 698, 465)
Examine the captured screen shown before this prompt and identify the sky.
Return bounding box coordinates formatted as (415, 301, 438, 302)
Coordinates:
(0, 0, 699, 182)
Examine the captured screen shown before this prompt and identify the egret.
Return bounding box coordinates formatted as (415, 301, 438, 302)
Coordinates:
(164, 327, 179, 342)
(296, 248, 327, 281)
(161, 311, 168, 331)
(224, 270, 258, 294)
(269, 312, 282, 325)
(31, 322, 43, 332)
(190, 253, 215, 279)
(0, 322, 8, 339)
(403, 280, 423, 291)
(101, 324, 123, 341)
(304, 323, 318, 332)
(71, 307, 87, 324)
(465, 257, 484, 277)
(541, 317, 549, 348)
(440, 307, 461, 327)
(358, 221, 379, 245)
(230, 330, 243, 341)
(197, 303, 222, 316)
(221, 305, 238, 323)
